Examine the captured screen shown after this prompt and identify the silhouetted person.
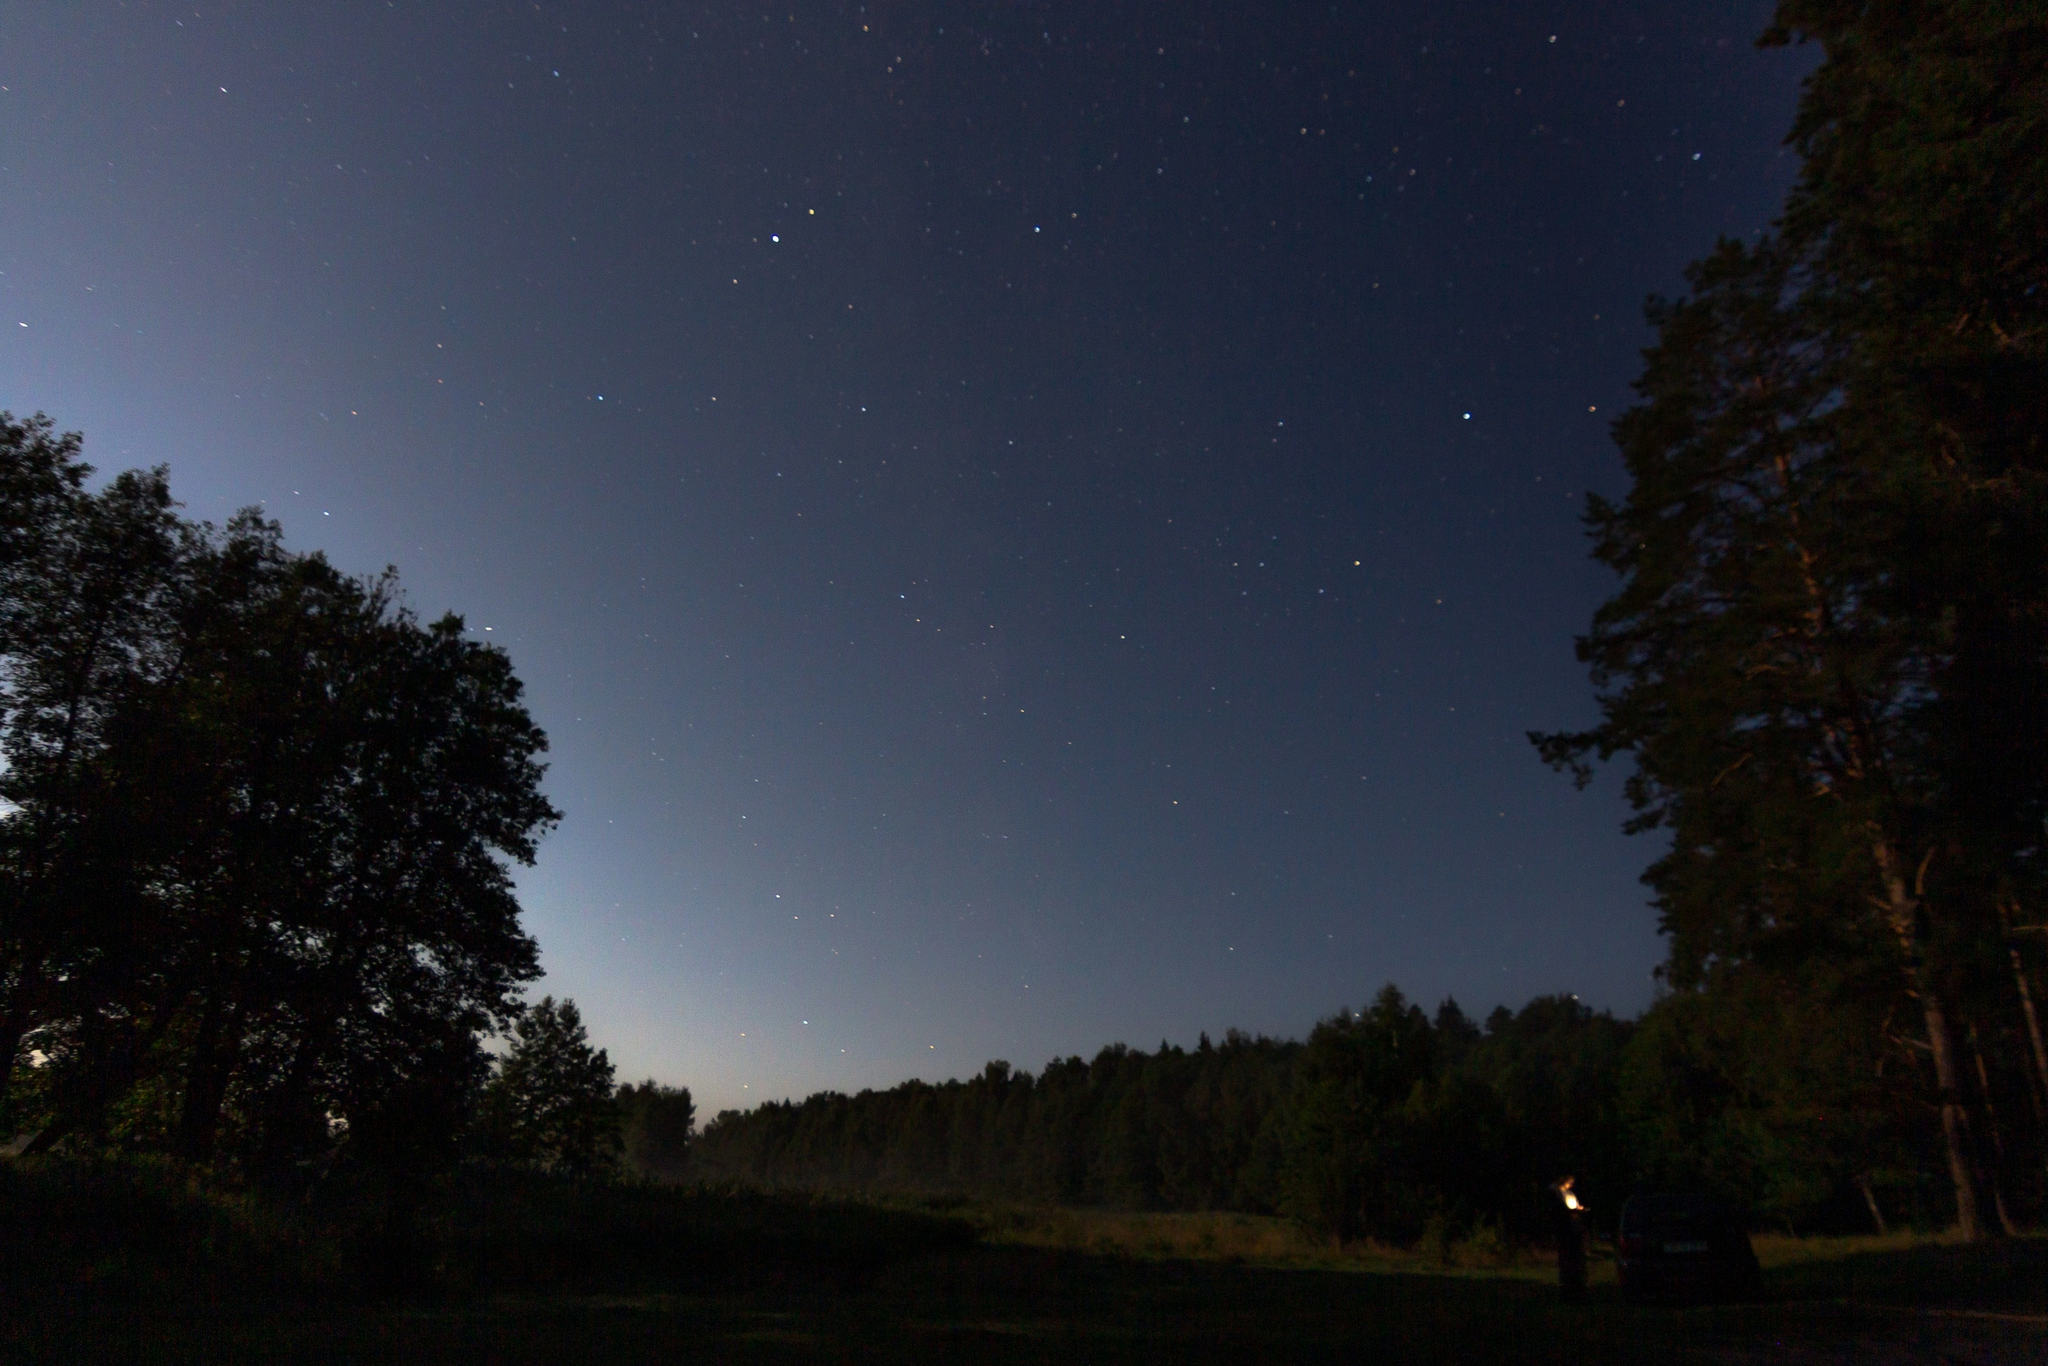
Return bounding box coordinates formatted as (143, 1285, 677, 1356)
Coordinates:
(1551, 1176, 1588, 1303)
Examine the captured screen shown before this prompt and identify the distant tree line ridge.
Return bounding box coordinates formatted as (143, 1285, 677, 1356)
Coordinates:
(693, 982, 2026, 1241)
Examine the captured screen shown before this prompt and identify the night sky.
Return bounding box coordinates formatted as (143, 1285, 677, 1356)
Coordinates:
(2, 2, 1812, 1114)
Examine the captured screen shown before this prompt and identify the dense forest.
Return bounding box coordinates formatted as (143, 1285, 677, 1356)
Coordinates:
(693, 992, 1635, 1244)
(695, 978, 2035, 1240)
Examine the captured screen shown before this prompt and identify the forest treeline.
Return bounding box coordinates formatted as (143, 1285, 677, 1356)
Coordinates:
(694, 978, 2037, 1241)
(695, 991, 1632, 1244)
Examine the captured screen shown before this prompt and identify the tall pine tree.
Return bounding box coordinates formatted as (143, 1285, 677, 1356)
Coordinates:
(1538, 1, 2048, 1239)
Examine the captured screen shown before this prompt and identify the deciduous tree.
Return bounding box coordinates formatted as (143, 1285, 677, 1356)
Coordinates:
(479, 997, 620, 1175)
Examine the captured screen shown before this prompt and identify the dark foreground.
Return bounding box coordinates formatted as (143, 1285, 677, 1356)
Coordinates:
(13, 1237, 2046, 1365)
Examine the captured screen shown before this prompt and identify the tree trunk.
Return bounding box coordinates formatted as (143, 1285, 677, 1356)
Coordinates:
(1872, 838, 1987, 1242)
(1919, 991, 1987, 1242)
(174, 993, 247, 1166)
(2010, 940, 2048, 1124)
(258, 1008, 338, 1176)
(174, 991, 228, 1163)
(1856, 1176, 1887, 1235)
(0, 1008, 29, 1124)
(1965, 1021, 2016, 1237)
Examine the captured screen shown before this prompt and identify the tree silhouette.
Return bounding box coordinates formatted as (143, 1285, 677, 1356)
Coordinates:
(618, 1080, 696, 1180)
(0, 414, 191, 1132)
(479, 997, 620, 1174)
(1, 414, 558, 1168)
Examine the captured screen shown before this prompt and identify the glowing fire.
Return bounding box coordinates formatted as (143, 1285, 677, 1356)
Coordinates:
(1562, 1190, 1582, 1211)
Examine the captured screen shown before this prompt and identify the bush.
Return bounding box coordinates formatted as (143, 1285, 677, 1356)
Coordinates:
(0, 1155, 329, 1299)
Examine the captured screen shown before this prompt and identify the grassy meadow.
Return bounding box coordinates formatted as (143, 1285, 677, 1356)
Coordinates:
(7, 1162, 2042, 1365)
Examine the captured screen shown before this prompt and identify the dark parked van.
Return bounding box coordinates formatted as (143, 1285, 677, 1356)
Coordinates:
(1616, 1194, 1762, 1303)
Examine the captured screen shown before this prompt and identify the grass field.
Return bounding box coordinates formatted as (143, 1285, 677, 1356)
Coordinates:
(6, 1173, 2043, 1365)
(974, 1203, 1558, 1276)
(14, 1238, 2044, 1365)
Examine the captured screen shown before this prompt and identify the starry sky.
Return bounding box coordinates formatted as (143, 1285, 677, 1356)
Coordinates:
(1, 2, 1813, 1114)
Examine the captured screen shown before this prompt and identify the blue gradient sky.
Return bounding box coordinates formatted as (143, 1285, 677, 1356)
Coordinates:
(0, 2, 1812, 1114)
